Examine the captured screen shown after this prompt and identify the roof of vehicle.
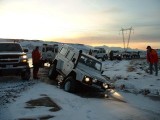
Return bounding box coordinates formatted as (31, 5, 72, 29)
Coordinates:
(81, 52, 101, 61)
(62, 44, 101, 62)
(0, 42, 20, 44)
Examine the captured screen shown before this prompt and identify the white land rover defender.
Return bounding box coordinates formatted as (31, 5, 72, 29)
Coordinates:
(48, 44, 112, 93)
(0, 42, 30, 80)
(41, 44, 59, 65)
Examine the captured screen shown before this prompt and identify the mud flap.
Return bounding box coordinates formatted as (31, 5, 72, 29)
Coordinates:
(105, 89, 126, 102)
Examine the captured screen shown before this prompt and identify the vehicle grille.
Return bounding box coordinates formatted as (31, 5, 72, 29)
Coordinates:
(0, 55, 20, 63)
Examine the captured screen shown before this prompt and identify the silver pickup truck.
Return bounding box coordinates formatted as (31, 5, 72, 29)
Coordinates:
(0, 42, 30, 80)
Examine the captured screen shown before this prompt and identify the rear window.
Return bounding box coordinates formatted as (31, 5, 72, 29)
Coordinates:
(0, 43, 23, 52)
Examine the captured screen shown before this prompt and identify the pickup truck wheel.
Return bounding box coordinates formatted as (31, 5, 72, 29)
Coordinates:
(48, 64, 58, 80)
(102, 57, 105, 61)
(64, 76, 76, 93)
(21, 69, 30, 80)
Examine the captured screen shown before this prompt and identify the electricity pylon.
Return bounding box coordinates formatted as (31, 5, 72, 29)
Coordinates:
(120, 27, 134, 52)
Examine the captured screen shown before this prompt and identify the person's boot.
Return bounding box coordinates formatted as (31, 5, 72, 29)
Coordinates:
(33, 69, 38, 79)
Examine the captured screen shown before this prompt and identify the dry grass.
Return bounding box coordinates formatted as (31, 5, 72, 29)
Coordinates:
(127, 66, 136, 72)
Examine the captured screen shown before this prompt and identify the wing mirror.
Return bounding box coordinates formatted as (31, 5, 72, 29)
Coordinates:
(23, 49, 28, 52)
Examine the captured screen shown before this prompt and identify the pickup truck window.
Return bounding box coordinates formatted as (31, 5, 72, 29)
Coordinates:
(0, 43, 23, 52)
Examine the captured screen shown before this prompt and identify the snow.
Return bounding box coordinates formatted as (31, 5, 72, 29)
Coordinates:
(1, 82, 159, 120)
(102, 60, 160, 97)
(0, 40, 160, 120)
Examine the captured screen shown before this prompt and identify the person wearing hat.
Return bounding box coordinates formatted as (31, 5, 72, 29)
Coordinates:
(32, 46, 41, 79)
(146, 46, 158, 76)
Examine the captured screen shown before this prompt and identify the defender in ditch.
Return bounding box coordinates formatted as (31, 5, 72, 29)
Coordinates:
(48, 44, 112, 93)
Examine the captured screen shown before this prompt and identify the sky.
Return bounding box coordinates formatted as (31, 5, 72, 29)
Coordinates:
(0, 0, 160, 50)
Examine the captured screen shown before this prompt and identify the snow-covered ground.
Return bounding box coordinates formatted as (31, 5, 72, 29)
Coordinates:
(102, 60, 160, 96)
(0, 59, 160, 120)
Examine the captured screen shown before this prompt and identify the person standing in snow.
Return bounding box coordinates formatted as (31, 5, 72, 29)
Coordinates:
(146, 46, 158, 76)
(89, 49, 92, 55)
(32, 46, 41, 79)
(109, 50, 114, 60)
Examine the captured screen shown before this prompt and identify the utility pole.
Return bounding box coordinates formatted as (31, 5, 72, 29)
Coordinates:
(120, 27, 134, 52)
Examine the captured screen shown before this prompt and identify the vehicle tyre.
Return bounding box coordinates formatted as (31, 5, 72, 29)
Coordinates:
(39, 59, 44, 68)
(95, 55, 98, 59)
(48, 64, 58, 80)
(21, 68, 30, 80)
(102, 56, 105, 61)
(64, 76, 76, 92)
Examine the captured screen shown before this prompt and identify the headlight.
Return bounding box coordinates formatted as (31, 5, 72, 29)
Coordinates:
(21, 55, 27, 59)
(85, 77, 90, 82)
(92, 78, 97, 83)
(20, 55, 28, 62)
(102, 83, 109, 89)
(83, 76, 92, 85)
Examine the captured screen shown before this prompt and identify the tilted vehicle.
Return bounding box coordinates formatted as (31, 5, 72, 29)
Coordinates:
(0, 42, 30, 80)
(48, 44, 112, 93)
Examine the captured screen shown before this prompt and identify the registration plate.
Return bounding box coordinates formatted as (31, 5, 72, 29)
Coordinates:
(6, 65, 13, 68)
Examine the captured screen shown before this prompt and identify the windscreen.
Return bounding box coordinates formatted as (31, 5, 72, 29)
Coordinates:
(78, 54, 102, 71)
(0, 43, 23, 52)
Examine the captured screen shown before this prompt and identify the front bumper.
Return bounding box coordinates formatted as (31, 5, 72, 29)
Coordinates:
(81, 80, 110, 92)
(0, 62, 30, 75)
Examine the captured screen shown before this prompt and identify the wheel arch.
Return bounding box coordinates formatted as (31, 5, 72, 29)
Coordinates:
(67, 71, 76, 79)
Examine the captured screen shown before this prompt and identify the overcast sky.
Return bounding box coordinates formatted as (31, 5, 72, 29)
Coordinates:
(0, 0, 160, 49)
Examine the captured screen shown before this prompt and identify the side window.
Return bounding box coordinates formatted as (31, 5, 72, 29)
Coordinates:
(66, 50, 75, 60)
(60, 47, 68, 56)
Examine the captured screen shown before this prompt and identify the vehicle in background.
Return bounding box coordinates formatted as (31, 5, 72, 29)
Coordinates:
(109, 50, 143, 60)
(0, 42, 30, 80)
(130, 51, 140, 59)
(90, 47, 108, 61)
(41, 44, 59, 66)
(48, 44, 112, 93)
(109, 50, 122, 60)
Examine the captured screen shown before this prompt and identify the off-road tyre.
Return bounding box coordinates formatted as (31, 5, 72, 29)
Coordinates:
(63, 76, 76, 93)
(102, 56, 106, 61)
(21, 68, 31, 80)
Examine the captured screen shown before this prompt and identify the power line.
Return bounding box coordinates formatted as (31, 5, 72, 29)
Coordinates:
(120, 27, 134, 51)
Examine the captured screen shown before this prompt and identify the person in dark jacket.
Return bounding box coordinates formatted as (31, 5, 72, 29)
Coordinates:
(146, 46, 158, 76)
(89, 49, 92, 55)
(32, 46, 41, 79)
